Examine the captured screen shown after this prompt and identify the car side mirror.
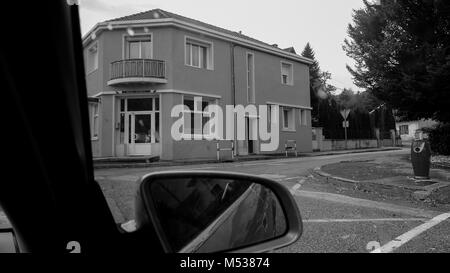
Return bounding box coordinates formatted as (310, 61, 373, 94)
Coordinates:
(134, 171, 302, 253)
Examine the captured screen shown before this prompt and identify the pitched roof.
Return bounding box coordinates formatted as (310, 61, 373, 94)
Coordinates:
(105, 9, 300, 58)
(283, 47, 297, 54)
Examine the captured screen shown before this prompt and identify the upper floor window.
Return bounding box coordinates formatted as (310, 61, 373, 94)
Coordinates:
(185, 37, 213, 70)
(247, 53, 255, 103)
(282, 107, 295, 131)
(126, 35, 152, 59)
(86, 42, 98, 74)
(281, 62, 293, 86)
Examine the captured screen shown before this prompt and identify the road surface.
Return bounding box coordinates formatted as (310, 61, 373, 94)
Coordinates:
(95, 148, 450, 253)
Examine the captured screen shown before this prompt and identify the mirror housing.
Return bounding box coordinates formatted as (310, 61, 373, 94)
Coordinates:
(134, 171, 302, 253)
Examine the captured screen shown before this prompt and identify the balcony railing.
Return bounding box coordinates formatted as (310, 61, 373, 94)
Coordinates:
(108, 59, 166, 85)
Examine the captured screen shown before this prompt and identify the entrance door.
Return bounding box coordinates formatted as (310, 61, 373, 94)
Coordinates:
(247, 117, 254, 154)
(127, 112, 153, 155)
(246, 117, 258, 155)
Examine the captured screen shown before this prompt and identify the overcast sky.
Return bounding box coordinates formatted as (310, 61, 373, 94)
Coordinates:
(79, 0, 366, 92)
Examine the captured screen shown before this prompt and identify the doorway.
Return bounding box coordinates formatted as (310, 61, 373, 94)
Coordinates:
(246, 117, 258, 155)
(117, 97, 160, 157)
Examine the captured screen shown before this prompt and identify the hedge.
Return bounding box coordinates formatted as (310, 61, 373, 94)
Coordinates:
(423, 123, 450, 155)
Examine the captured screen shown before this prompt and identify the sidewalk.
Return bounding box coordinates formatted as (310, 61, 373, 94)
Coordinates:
(313, 153, 450, 204)
(93, 147, 402, 169)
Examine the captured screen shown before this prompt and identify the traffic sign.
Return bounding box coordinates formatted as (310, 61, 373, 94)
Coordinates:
(342, 121, 349, 128)
(340, 109, 350, 120)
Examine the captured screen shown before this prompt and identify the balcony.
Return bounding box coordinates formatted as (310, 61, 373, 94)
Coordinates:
(107, 59, 167, 86)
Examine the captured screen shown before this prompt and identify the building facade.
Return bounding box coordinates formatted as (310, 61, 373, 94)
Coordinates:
(396, 119, 438, 142)
(83, 9, 313, 160)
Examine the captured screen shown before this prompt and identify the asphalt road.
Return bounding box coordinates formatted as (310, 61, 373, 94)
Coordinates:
(94, 148, 450, 253)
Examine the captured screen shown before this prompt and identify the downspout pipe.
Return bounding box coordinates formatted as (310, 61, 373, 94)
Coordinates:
(231, 43, 237, 156)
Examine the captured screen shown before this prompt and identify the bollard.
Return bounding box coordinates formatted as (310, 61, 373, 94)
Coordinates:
(411, 139, 431, 180)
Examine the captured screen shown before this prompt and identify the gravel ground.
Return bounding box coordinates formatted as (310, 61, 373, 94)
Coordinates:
(432, 155, 450, 168)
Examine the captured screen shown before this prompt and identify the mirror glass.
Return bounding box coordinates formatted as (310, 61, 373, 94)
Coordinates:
(148, 177, 287, 253)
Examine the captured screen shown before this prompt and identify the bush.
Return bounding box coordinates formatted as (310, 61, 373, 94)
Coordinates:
(423, 123, 450, 155)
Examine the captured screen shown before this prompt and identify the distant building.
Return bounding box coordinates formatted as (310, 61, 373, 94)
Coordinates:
(396, 119, 437, 141)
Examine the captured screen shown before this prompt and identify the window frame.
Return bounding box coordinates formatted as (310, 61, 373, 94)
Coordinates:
(399, 125, 409, 135)
(299, 109, 308, 127)
(184, 36, 214, 70)
(86, 41, 98, 74)
(282, 107, 296, 132)
(280, 61, 294, 86)
(122, 33, 153, 60)
(182, 96, 218, 139)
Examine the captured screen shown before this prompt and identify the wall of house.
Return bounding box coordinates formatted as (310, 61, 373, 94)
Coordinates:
(168, 29, 313, 156)
(84, 25, 312, 158)
(84, 37, 104, 97)
(88, 26, 176, 94)
(99, 95, 115, 157)
(170, 29, 233, 102)
(233, 45, 312, 154)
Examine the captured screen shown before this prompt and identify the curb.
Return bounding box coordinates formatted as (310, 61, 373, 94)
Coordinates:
(313, 166, 450, 204)
(94, 147, 403, 169)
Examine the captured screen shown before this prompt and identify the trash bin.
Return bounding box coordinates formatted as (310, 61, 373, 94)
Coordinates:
(411, 139, 431, 179)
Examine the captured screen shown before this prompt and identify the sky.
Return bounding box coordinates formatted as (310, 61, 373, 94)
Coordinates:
(79, 0, 366, 92)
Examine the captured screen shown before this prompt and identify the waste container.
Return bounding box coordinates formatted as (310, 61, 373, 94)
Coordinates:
(411, 139, 431, 179)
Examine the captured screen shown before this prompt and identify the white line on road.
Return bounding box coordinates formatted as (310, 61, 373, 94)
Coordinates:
(371, 212, 450, 253)
(304, 218, 427, 223)
(283, 176, 303, 181)
(289, 183, 302, 195)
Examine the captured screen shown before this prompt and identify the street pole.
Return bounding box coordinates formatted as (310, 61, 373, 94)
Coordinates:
(340, 109, 350, 150)
(344, 119, 348, 150)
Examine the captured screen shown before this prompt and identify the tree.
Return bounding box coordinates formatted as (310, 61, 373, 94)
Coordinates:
(301, 43, 336, 126)
(301, 43, 322, 126)
(343, 0, 450, 123)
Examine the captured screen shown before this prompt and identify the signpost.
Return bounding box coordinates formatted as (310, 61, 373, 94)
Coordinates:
(340, 109, 351, 149)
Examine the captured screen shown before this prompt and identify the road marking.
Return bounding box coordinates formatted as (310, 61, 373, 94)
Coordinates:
(109, 175, 139, 182)
(289, 183, 302, 194)
(304, 218, 427, 223)
(259, 174, 287, 180)
(283, 176, 303, 181)
(290, 190, 440, 219)
(371, 212, 450, 253)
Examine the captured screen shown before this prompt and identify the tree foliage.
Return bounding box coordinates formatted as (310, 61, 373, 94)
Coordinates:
(343, 0, 450, 123)
(301, 43, 336, 127)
